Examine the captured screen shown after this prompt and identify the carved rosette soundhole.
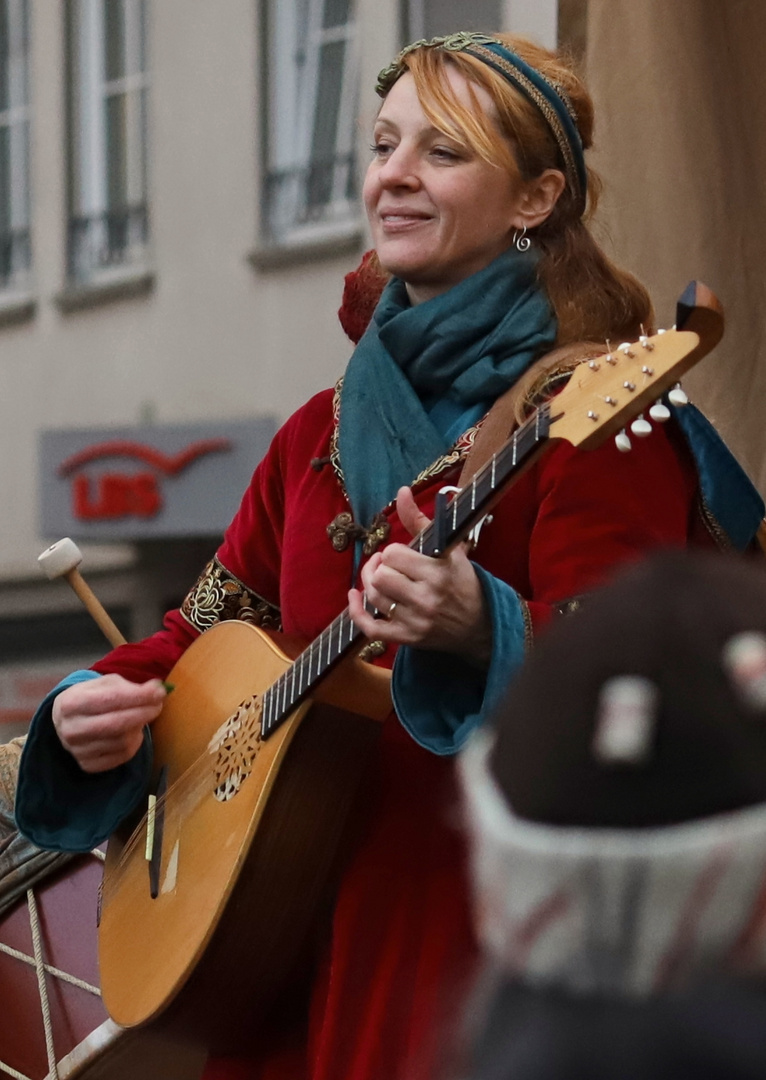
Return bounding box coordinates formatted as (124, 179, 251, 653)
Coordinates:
(209, 696, 263, 802)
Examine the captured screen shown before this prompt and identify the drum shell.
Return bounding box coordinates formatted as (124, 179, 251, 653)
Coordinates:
(0, 854, 205, 1080)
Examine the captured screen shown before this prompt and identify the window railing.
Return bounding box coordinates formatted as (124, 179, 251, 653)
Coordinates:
(263, 152, 356, 244)
(67, 202, 148, 283)
(0, 225, 31, 289)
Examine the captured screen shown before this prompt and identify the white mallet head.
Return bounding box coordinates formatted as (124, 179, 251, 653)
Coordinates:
(38, 537, 84, 580)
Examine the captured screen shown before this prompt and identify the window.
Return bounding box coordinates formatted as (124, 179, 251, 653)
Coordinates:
(400, 0, 502, 43)
(262, 0, 359, 247)
(0, 0, 31, 294)
(65, 0, 149, 284)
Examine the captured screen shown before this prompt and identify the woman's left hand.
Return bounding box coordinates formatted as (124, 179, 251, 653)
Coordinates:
(348, 486, 492, 668)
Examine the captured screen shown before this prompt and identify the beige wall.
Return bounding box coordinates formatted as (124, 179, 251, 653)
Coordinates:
(585, 0, 766, 496)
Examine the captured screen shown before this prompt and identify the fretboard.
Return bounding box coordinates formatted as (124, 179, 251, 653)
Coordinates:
(260, 402, 551, 738)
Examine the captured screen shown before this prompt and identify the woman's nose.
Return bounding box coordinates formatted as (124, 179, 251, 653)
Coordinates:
(378, 145, 420, 189)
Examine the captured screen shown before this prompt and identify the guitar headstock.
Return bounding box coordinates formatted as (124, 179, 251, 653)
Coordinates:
(550, 282, 723, 451)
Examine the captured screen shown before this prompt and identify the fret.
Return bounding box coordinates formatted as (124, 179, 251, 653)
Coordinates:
(290, 664, 296, 707)
(471, 475, 476, 511)
(491, 454, 496, 490)
(512, 432, 517, 467)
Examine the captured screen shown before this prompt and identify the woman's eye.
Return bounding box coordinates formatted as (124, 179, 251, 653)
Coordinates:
(370, 141, 393, 157)
(431, 146, 460, 162)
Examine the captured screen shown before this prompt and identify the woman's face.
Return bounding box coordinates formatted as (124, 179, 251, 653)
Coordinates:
(363, 68, 525, 305)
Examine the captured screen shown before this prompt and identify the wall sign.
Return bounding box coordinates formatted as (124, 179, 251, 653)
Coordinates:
(39, 418, 277, 541)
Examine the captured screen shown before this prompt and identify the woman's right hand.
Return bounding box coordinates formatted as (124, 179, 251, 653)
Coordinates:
(51, 674, 168, 774)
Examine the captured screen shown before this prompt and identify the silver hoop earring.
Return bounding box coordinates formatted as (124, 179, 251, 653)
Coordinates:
(513, 226, 531, 252)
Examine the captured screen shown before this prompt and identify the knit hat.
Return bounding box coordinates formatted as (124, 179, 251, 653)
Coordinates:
(458, 551, 766, 1001)
(489, 550, 766, 828)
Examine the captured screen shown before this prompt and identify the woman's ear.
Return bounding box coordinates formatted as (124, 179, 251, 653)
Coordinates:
(511, 169, 566, 230)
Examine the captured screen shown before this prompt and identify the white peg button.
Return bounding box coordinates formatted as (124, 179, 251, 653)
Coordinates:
(649, 401, 671, 422)
(668, 386, 689, 407)
(615, 430, 632, 453)
(630, 416, 652, 437)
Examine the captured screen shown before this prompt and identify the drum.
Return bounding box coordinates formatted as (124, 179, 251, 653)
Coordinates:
(0, 852, 206, 1080)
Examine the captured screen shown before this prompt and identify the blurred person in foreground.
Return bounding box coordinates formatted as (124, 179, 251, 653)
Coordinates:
(461, 550, 766, 1080)
(14, 30, 764, 1080)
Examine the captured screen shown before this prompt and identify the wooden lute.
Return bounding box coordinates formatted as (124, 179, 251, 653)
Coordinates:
(98, 282, 723, 1053)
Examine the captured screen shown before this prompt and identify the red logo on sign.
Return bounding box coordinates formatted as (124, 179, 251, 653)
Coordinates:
(58, 439, 232, 521)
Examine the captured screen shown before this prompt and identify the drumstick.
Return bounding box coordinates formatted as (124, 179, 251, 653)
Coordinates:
(38, 538, 128, 649)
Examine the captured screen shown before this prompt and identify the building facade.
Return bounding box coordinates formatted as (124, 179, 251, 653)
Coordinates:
(0, 0, 559, 734)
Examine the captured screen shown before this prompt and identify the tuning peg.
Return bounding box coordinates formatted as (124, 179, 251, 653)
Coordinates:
(630, 415, 652, 437)
(649, 400, 671, 422)
(668, 384, 689, 407)
(615, 430, 632, 453)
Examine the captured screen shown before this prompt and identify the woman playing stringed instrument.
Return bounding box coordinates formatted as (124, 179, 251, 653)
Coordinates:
(16, 30, 763, 1080)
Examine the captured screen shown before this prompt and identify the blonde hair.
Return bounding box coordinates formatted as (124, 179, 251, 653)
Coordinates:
(390, 35, 654, 346)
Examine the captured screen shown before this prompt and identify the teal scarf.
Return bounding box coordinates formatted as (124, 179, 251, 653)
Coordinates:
(338, 247, 557, 528)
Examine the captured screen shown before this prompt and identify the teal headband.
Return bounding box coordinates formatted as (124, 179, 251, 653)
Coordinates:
(376, 32, 587, 215)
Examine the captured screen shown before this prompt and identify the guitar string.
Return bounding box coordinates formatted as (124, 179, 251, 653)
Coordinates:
(101, 753, 214, 898)
(101, 691, 303, 898)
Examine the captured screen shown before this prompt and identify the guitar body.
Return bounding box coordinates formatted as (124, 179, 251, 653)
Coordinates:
(98, 621, 388, 1054)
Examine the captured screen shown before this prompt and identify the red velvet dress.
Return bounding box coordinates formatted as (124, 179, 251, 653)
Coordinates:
(91, 385, 706, 1080)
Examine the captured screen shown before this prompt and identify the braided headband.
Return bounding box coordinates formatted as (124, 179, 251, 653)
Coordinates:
(377, 32, 587, 214)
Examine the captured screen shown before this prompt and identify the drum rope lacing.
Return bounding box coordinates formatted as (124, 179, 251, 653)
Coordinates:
(0, 849, 104, 1080)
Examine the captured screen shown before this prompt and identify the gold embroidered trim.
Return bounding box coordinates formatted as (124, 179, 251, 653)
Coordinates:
(409, 421, 482, 492)
(358, 640, 387, 662)
(698, 494, 732, 550)
(519, 596, 534, 652)
(329, 379, 349, 502)
(180, 557, 281, 633)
